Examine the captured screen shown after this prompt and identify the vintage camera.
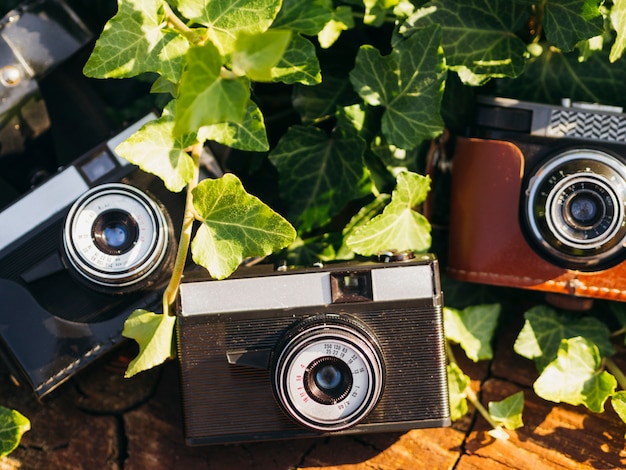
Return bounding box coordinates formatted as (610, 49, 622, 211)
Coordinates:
(176, 254, 450, 445)
(448, 96, 626, 303)
(0, 114, 182, 397)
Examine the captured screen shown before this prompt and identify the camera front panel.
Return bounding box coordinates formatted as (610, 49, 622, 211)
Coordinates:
(0, 114, 183, 397)
(448, 125, 626, 301)
(177, 260, 450, 445)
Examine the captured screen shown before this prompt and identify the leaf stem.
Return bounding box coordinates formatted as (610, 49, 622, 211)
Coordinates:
(161, 143, 201, 315)
(162, 2, 200, 45)
(605, 357, 626, 390)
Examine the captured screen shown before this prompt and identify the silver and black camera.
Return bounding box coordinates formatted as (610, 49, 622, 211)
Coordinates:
(448, 96, 626, 302)
(176, 254, 450, 445)
(0, 114, 182, 397)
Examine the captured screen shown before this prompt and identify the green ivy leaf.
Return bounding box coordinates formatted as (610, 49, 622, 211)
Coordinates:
(402, 0, 528, 80)
(115, 104, 196, 192)
(349, 24, 446, 150)
(611, 391, 626, 426)
(447, 362, 470, 421)
(174, 42, 249, 136)
(533, 337, 616, 413)
(198, 100, 269, 151)
(177, 0, 282, 54)
(514, 305, 614, 371)
(83, 0, 188, 82)
(336, 194, 390, 260)
(363, 0, 400, 26)
(0, 407, 29, 457)
(269, 124, 368, 233)
(318, 6, 354, 49)
(346, 172, 431, 256)
(272, 0, 333, 35)
(191, 173, 296, 279)
(272, 34, 322, 85)
(495, 47, 626, 108)
(610, 0, 626, 62)
(232, 30, 292, 81)
(444, 304, 501, 362)
(543, 0, 604, 52)
(488, 391, 524, 430)
(122, 309, 177, 378)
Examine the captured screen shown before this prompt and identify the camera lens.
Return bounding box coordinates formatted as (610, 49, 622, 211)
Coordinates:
(305, 357, 353, 405)
(272, 314, 385, 432)
(63, 183, 173, 291)
(524, 149, 626, 270)
(92, 210, 139, 255)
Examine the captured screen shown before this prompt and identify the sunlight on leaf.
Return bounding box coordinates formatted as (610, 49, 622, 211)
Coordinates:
(122, 309, 177, 378)
(346, 172, 431, 256)
(444, 304, 501, 362)
(0, 407, 29, 457)
(232, 30, 292, 81)
(514, 305, 614, 371)
(533, 337, 616, 413)
(191, 174, 296, 279)
(447, 362, 470, 421)
(488, 391, 524, 431)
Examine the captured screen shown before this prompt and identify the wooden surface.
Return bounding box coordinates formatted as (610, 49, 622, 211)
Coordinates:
(1, 312, 626, 470)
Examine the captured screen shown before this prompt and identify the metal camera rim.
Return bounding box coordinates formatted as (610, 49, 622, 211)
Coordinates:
(63, 182, 169, 288)
(272, 315, 385, 432)
(524, 148, 626, 268)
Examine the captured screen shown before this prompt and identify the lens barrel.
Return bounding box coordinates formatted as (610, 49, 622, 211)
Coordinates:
(63, 183, 173, 291)
(524, 149, 626, 270)
(272, 314, 385, 432)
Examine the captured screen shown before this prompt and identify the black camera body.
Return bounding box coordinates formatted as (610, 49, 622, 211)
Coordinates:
(0, 114, 182, 397)
(176, 255, 450, 445)
(448, 96, 626, 302)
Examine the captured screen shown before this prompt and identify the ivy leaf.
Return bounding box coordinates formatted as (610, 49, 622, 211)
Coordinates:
(272, 0, 333, 35)
(447, 362, 470, 421)
(610, 0, 626, 62)
(191, 173, 296, 279)
(364, 0, 400, 26)
(318, 6, 354, 49)
(0, 407, 29, 457)
(272, 34, 322, 85)
(444, 304, 501, 362)
(514, 305, 614, 371)
(488, 391, 524, 431)
(495, 47, 626, 108)
(336, 194, 390, 260)
(174, 42, 249, 136)
(533, 337, 616, 413)
(83, 0, 188, 82)
(349, 24, 446, 150)
(268, 124, 368, 233)
(402, 0, 528, 80)
(611, 391, 626, 426)
(346, 172, 431, 256)
(115, 104, 196, 192)
(198, 100, 269, 151)
(177, 0, 282, 55)
(543, 0, 604, 52)
(232, 30, 292, 82)
(122, 309, 177, 378)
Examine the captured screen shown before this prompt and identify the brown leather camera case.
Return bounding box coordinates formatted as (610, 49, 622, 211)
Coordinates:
(447, 137, 626, 302)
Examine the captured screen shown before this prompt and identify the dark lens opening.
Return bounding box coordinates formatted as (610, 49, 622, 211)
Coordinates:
(563, 189, 605, 229)
(304, 356, 353, 405)
(92, 209, 139, 255)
